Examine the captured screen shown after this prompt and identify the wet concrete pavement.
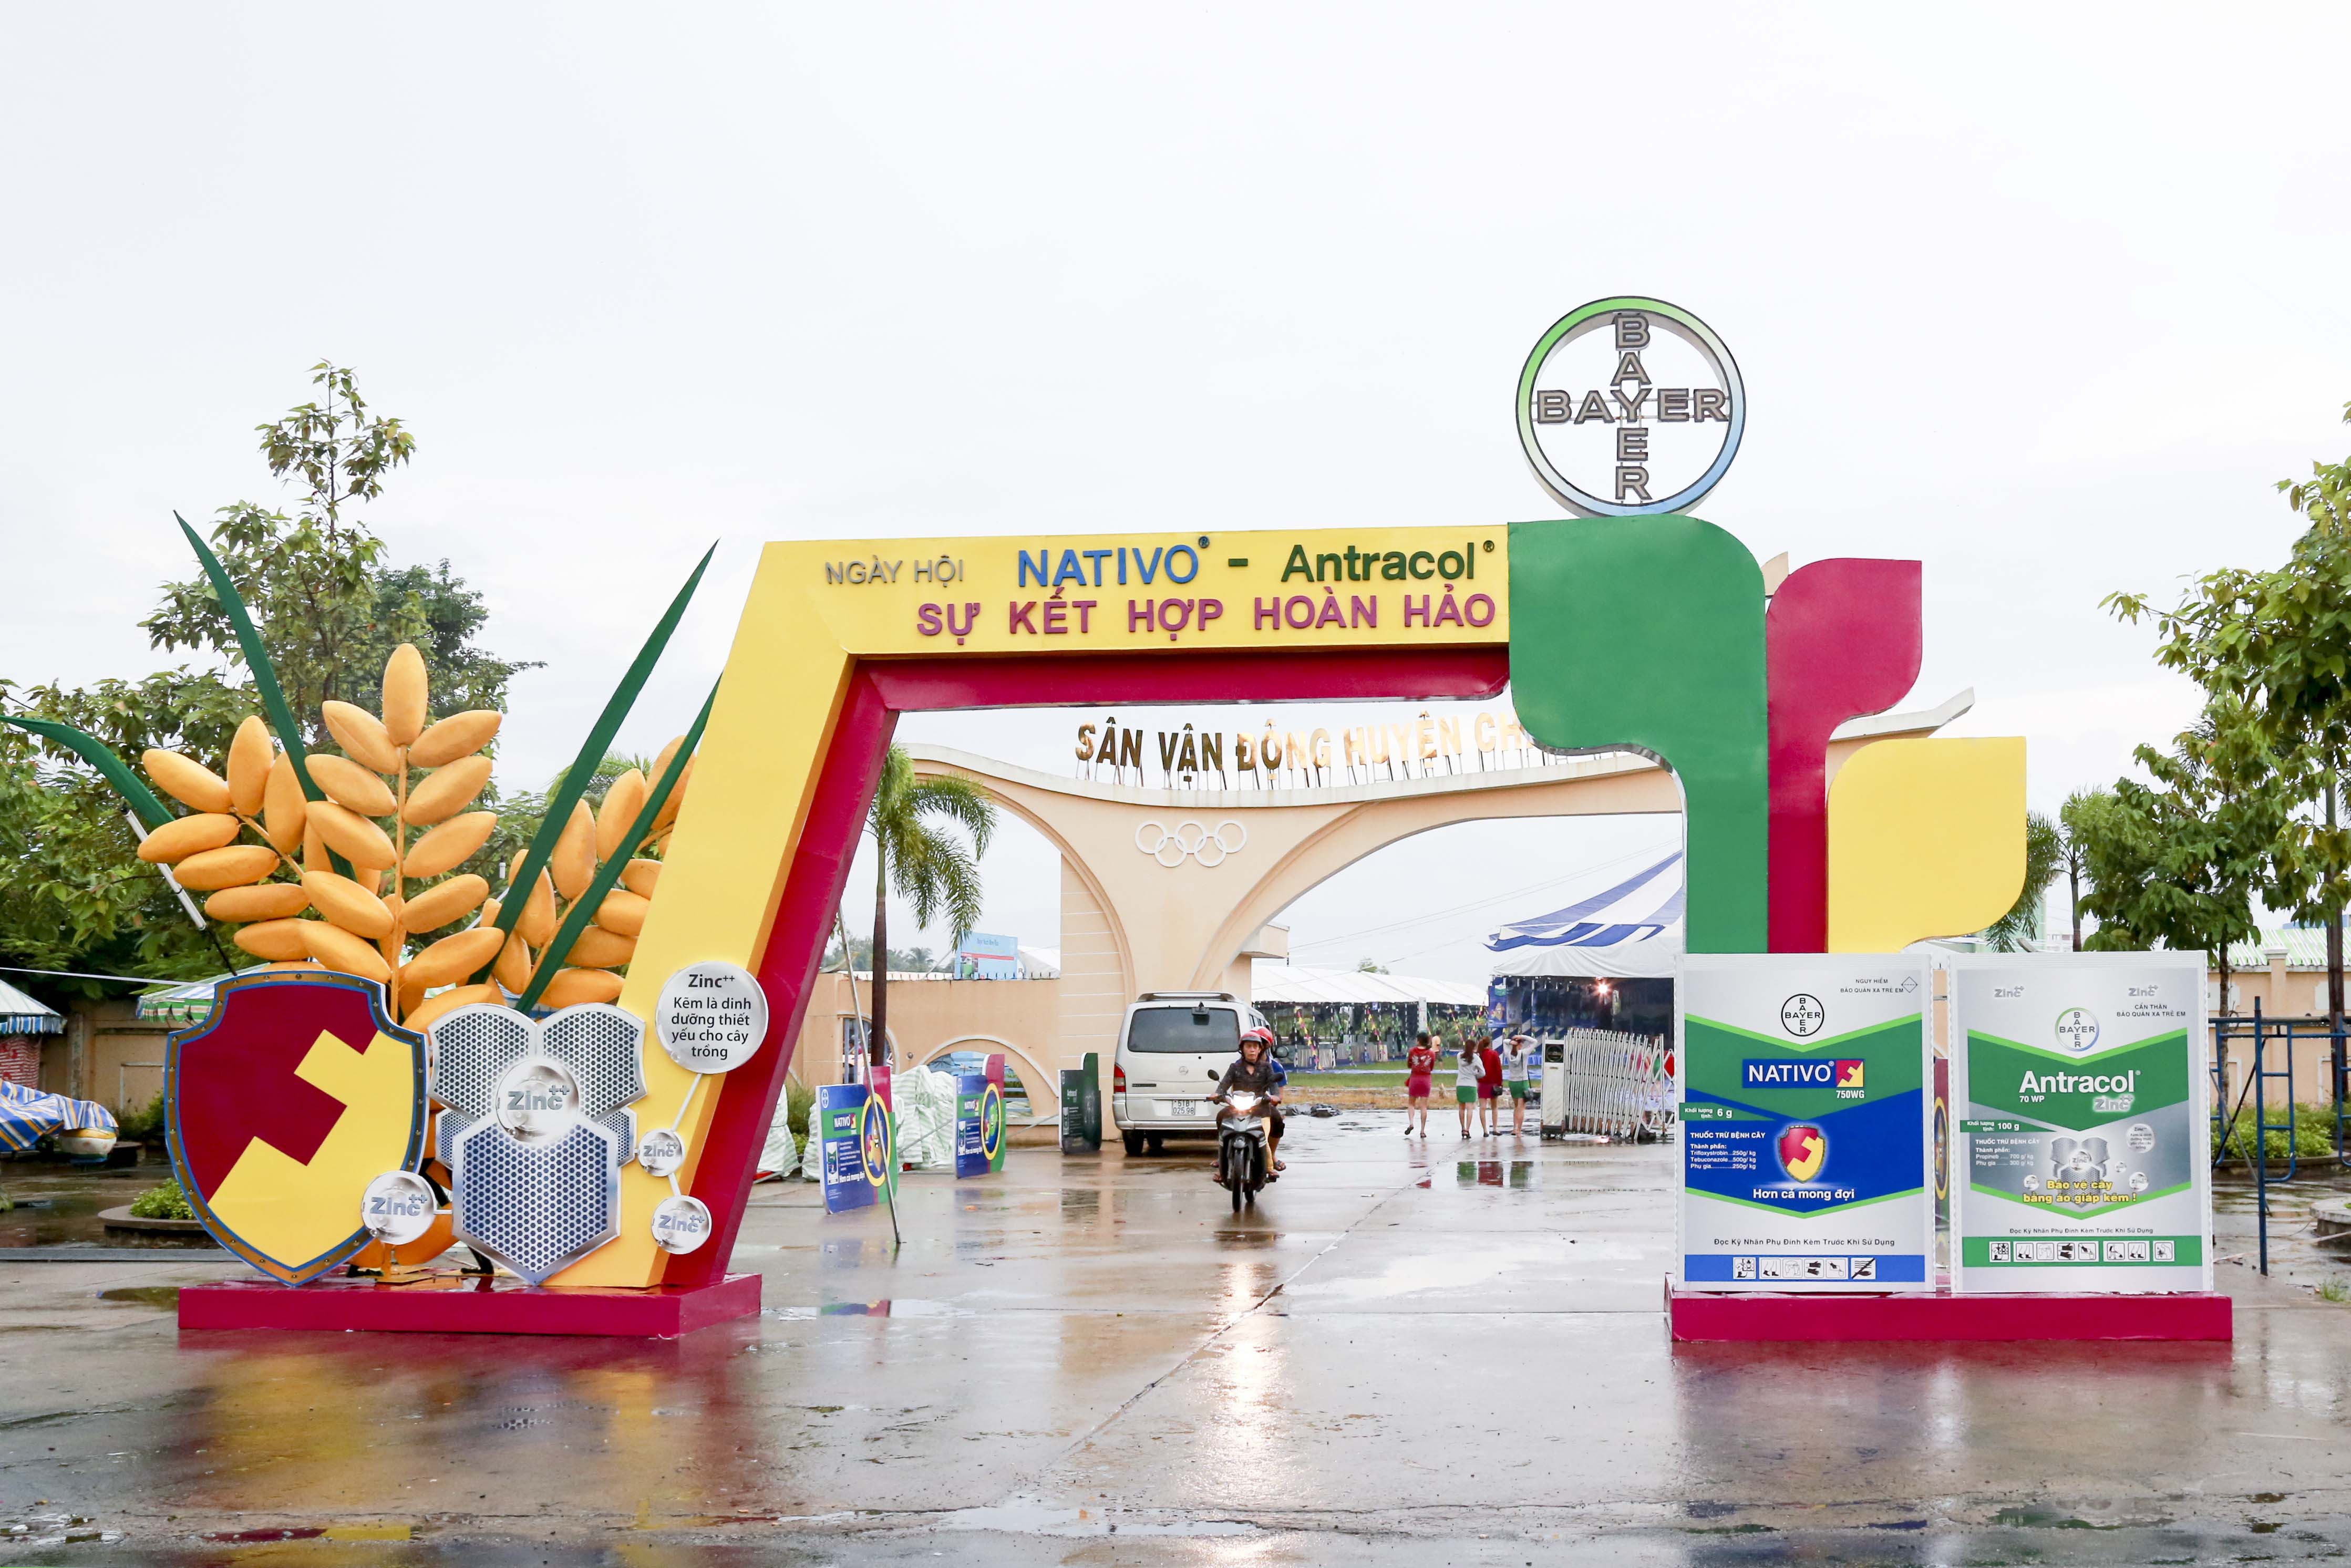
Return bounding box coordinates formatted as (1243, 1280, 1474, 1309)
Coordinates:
(4, 1114, 2351, 1564)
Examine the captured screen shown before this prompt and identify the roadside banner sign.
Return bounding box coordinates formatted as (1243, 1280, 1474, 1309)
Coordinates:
(1948, 953, 2211, 1293)
(818, 1084, 873, 1213)
(1679, 955, 1932, 1292)
(954, 1072, 999, 1178)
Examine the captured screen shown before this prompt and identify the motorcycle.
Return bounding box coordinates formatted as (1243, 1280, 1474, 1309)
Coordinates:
(1216, 1088, 1274, 1212)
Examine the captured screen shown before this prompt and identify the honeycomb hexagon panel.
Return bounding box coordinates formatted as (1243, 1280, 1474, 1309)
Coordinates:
(449, 1115, 622, 1286)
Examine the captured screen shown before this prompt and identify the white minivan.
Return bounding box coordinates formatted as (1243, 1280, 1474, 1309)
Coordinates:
(1111, 991, 1272, 1156)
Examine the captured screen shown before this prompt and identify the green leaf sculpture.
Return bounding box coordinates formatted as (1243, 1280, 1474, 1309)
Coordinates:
(173, 512, 354, 878)
(473, 543, 716, 985)
(515, 680, 718, 1012)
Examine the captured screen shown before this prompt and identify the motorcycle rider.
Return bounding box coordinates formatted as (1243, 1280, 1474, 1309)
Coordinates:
(1213, 1026, 1287, 1179)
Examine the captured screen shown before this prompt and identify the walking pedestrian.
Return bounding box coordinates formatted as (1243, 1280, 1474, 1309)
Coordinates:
(1500, 1032, 1534, 1136)
(1452, 1033, 1481, 1139)
(1404, 1030, 1438, 1138)
(1477, 1033, 1502, 1136)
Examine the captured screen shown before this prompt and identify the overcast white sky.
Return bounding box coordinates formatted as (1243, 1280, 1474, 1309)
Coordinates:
(4, 6, 2347, 978)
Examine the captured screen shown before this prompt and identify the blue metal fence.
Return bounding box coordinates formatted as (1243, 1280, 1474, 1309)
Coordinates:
(2209, 1004, 2351, 1274)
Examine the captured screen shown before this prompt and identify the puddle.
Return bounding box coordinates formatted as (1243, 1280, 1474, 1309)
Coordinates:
(0, 1164, 215, 1250)
(96, 1287, 180, 1308)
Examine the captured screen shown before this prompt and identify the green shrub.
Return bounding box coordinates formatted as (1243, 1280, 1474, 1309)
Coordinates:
(2211, 1101, 2344, 1161)
(787, 1080, 816, 1161)
(128, 1180, 194, 1221)
(116, 1091, 166, 1144)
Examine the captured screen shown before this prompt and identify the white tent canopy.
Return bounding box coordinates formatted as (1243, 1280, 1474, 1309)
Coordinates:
(1484, 852, 1684, 980)
(0, 977, 62, 1036)
(1250, 964, 1486, 1009)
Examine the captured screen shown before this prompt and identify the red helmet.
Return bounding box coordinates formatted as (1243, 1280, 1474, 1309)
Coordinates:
(1238, 1027, 1275, 1051)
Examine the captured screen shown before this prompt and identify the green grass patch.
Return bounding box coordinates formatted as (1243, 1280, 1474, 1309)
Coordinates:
(1287, 1070, 1412, 1089)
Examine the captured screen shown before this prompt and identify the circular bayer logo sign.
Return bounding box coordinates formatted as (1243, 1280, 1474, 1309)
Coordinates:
(1780, 994, 1825, 1037)
(1517, 296, 1745, 518)
(2055, 1007, 2101, 1054)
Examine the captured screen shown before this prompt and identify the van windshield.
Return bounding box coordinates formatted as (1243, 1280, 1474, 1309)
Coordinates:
(1127, 1006, 1240, 1054)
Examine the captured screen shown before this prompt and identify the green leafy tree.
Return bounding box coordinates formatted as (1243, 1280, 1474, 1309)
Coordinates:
(137, 362, 533, 746)
(1983, 810, 2063, 952)
(822, 935, 941, 973)
(2109, 403, 2351, 1025)
(860, 746, 995, 1066)
(2072, 704, 2287, 1003)
(0, 362, 534, 1009)
(2057, 787, 2122, 951)
(0, 726, 220, 998)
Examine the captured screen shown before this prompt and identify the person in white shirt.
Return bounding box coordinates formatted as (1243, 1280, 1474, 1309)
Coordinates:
(1499, 1033, 1535, 1136)
(1452, 1037, 1483, 1140)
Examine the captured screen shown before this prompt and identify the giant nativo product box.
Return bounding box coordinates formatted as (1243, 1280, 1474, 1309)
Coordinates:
(1679, 955, 1933, 1292)
(1947, 953, 2211, 1294)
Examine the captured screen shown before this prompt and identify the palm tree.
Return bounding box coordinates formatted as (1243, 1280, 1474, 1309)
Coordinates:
(859, 745, 996, 1067)
(1984, 810, 2063, 952)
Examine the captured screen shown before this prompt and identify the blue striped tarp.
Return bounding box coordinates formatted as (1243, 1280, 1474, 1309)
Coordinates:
(0, 1079, 117, 1153)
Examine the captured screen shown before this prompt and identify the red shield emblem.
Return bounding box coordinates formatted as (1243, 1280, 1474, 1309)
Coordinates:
(1776, 1123, 1827, 1183)
(168, 972, 427, 1285)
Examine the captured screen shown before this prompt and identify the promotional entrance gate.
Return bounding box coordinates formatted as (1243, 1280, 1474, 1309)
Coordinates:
(176, 298, 2072, 1335)
(182, 511, 2028, 1332)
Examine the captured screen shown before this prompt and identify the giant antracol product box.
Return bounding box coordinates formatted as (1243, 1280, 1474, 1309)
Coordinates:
(1948, 953, 2211, 1294)
(1679, 955, 1933, 1292)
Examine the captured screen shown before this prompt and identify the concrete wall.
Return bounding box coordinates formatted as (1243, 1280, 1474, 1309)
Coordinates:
(38, 999, 172, 1116)
(1055, 858, 1129, 1087)
(786, 972, 1064, 1117)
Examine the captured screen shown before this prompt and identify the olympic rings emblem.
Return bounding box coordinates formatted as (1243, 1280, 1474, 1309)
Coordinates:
(1134, 819, 1247, 868)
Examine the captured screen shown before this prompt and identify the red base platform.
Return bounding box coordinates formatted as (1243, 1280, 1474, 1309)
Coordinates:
(178, 1271, 761, 1337)
(1667, 1280, 2231, 1343)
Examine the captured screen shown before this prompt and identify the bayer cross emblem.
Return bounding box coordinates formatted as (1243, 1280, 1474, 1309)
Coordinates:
(1780, 994, 1825, 1037)
(1517, 296, 1745, 518)
(2054, 1007, 2100, 1054)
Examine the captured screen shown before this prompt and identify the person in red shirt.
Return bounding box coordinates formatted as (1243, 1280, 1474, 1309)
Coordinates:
(1403, 1030, 1439, 1138)
(1477, 1035, 1503, 1137)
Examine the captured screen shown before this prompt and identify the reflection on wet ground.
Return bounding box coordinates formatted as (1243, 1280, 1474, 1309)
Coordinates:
(2, 1116, 2350, 1564)
(2212, 1166, 2351, 1293)
(0, 1159, 218, 1251)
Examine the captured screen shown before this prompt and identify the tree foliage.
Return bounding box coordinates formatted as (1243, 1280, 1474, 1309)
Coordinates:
(0, 363, 534, 1005)
(2057, 787, 2121, 951)
(862, 746, 997, 1064)
(0, 725, 216, 992)
(2071, 704, 2286, 973)
(1983, 811, 2063, 952)
(129, 362, 534, 750)
(2108, 405, 2351, 929)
